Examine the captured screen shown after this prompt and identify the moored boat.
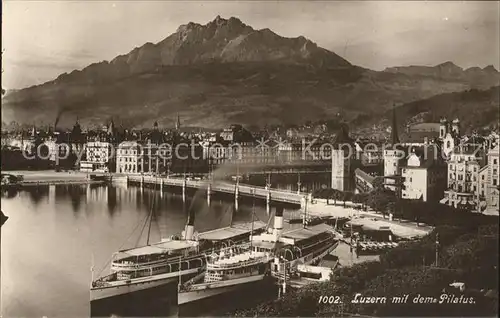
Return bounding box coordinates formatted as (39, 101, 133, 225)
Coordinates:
(177, 246, 273, 305)
(90, 202, 206, 302)
(90, 198, 266, 302)
(178, 194, 273, 306)
(178, 198, 339, 306)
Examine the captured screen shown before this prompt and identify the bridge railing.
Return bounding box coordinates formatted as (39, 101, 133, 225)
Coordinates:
(127, 175, 303, 203)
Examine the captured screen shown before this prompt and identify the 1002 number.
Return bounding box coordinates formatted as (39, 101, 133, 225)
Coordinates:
(318, 296, 342, 304)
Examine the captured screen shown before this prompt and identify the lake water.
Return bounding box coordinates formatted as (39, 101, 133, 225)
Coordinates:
(1, 183, 301, 317)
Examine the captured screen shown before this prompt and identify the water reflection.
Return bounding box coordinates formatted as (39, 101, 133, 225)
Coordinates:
(25, 185, 50, 206)
(1, 188, 20, 199)
(107, 187, 118, 217)
(1, 182, 300, 317)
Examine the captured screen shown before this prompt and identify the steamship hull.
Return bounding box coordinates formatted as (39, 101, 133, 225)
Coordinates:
(178, 274, 268, 305)
(91, 268, 200, 302)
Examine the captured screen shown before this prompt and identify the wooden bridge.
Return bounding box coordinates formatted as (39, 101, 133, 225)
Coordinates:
(122, 175, 310, 208)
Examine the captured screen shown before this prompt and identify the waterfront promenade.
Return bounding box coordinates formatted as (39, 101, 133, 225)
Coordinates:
(5, 170, 101, 185)
(6, 171, 432, 239)
(307, 199, 432, 239)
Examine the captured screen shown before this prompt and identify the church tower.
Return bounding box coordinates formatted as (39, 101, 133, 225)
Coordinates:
(175, 115, 181, 131)
(439, 118, 448, 139)
(451, 118, 460, 137)
(390, 103, 400, 145)
(384, 104, 404, 190)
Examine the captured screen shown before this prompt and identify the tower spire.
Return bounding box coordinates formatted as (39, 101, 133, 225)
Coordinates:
(176, 114, 181, 131)
(391, 103, 399, 145)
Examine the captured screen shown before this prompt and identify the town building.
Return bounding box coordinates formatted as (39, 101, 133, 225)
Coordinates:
(403, 122, 441, 146)
(116, 141, 144, 174)
(80, 120, 120, 173)
(400, 145, 447, 202)
(484, 144, 499, 214)
(440, 139, 487, 211)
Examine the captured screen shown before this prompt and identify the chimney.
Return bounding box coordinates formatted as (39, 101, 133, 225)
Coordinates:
(273, 205, 284, 239)
(184, 206, 195, 240)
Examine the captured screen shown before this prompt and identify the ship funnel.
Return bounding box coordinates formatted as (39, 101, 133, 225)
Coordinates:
(184, 205, 195, 240)
(273, 205, 284, 239)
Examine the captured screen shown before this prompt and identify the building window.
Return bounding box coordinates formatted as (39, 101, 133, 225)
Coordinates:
(482, 175, 485, 180)
(494, 159, 498, 165)
(494, 179, 498, 186)
(494, 169, 498, 176)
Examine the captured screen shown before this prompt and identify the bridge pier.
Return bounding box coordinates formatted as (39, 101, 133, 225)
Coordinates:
(265, 184, 271, 215)
(86, 183, 91, 202)
(160, 179, 164, 198)
(300, 197, 306, 210)
(207, 183, 212, 206)
(182, 178, 187, 203)
(297, 182, 301, 195)
(234, 185, 239, 211)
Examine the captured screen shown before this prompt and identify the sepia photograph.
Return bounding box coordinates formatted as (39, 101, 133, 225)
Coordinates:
(1, 1, 499, 317)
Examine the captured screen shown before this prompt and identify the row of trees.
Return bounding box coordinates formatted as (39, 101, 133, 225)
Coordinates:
(312, 180, 398, 219)
(232, 222, 499, 317)
(313, 182, 496, 228)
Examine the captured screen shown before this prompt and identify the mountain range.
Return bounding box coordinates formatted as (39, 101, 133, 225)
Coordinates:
(2, 16, 499, 131)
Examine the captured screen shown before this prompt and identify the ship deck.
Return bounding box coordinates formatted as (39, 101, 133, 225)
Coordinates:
(120, 240, 198, 256)
(198, 221, 267, 241)
(281, 223, 333, 243)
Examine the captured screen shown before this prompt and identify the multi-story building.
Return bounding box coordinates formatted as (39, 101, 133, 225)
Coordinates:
(440, 141, 487, 211)
(81, 140, 115, 172)
(116, 141, 144, 174)
(401, 146, 447, 202)
(484, 144, 499, 214)
(80, 120, 120, 173)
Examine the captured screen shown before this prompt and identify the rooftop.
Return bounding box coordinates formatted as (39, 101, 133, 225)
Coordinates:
(408, 122, 440, 133)
(120, 239, 198, 257)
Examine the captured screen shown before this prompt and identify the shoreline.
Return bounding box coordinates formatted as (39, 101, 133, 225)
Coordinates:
(2, 170, 106, 187)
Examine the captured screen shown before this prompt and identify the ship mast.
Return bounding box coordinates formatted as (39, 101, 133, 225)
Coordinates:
(302, 195, 308, 229)
(250, 189, 255, 253)
(146, 176, 157, 245)
(178, 256, 182, 291)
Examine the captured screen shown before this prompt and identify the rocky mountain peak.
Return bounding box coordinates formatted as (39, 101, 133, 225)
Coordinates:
(483, 65, 499, 73)
(436, 61, 462, 71)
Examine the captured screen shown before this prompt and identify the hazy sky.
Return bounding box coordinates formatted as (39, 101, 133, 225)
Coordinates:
(2, 1, 499, 89)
